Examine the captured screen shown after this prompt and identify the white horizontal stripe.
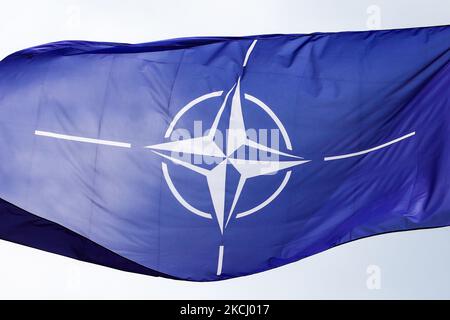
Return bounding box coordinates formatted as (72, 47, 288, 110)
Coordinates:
(34, 130, 131, 148)
(324, 132, 415, 161)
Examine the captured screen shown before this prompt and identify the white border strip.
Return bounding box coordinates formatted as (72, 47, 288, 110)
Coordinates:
(34, 130, 131, 148)
(216, 245, 225, 276)
(324, 132, 415, 161)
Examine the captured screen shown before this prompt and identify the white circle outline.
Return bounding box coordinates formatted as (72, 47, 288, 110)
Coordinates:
(162, 91, 294, 220)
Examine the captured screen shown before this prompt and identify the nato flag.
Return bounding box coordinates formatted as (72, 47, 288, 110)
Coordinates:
(0, 25, 449, 281)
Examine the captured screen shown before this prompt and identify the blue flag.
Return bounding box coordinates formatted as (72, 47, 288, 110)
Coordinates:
(0, 25, 449, 281)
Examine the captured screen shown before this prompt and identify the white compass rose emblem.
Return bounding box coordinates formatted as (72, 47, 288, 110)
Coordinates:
(146, 77, 310, 234)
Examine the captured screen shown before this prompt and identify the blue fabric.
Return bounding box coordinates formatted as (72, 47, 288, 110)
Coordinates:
(0, 25, 449, 281)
